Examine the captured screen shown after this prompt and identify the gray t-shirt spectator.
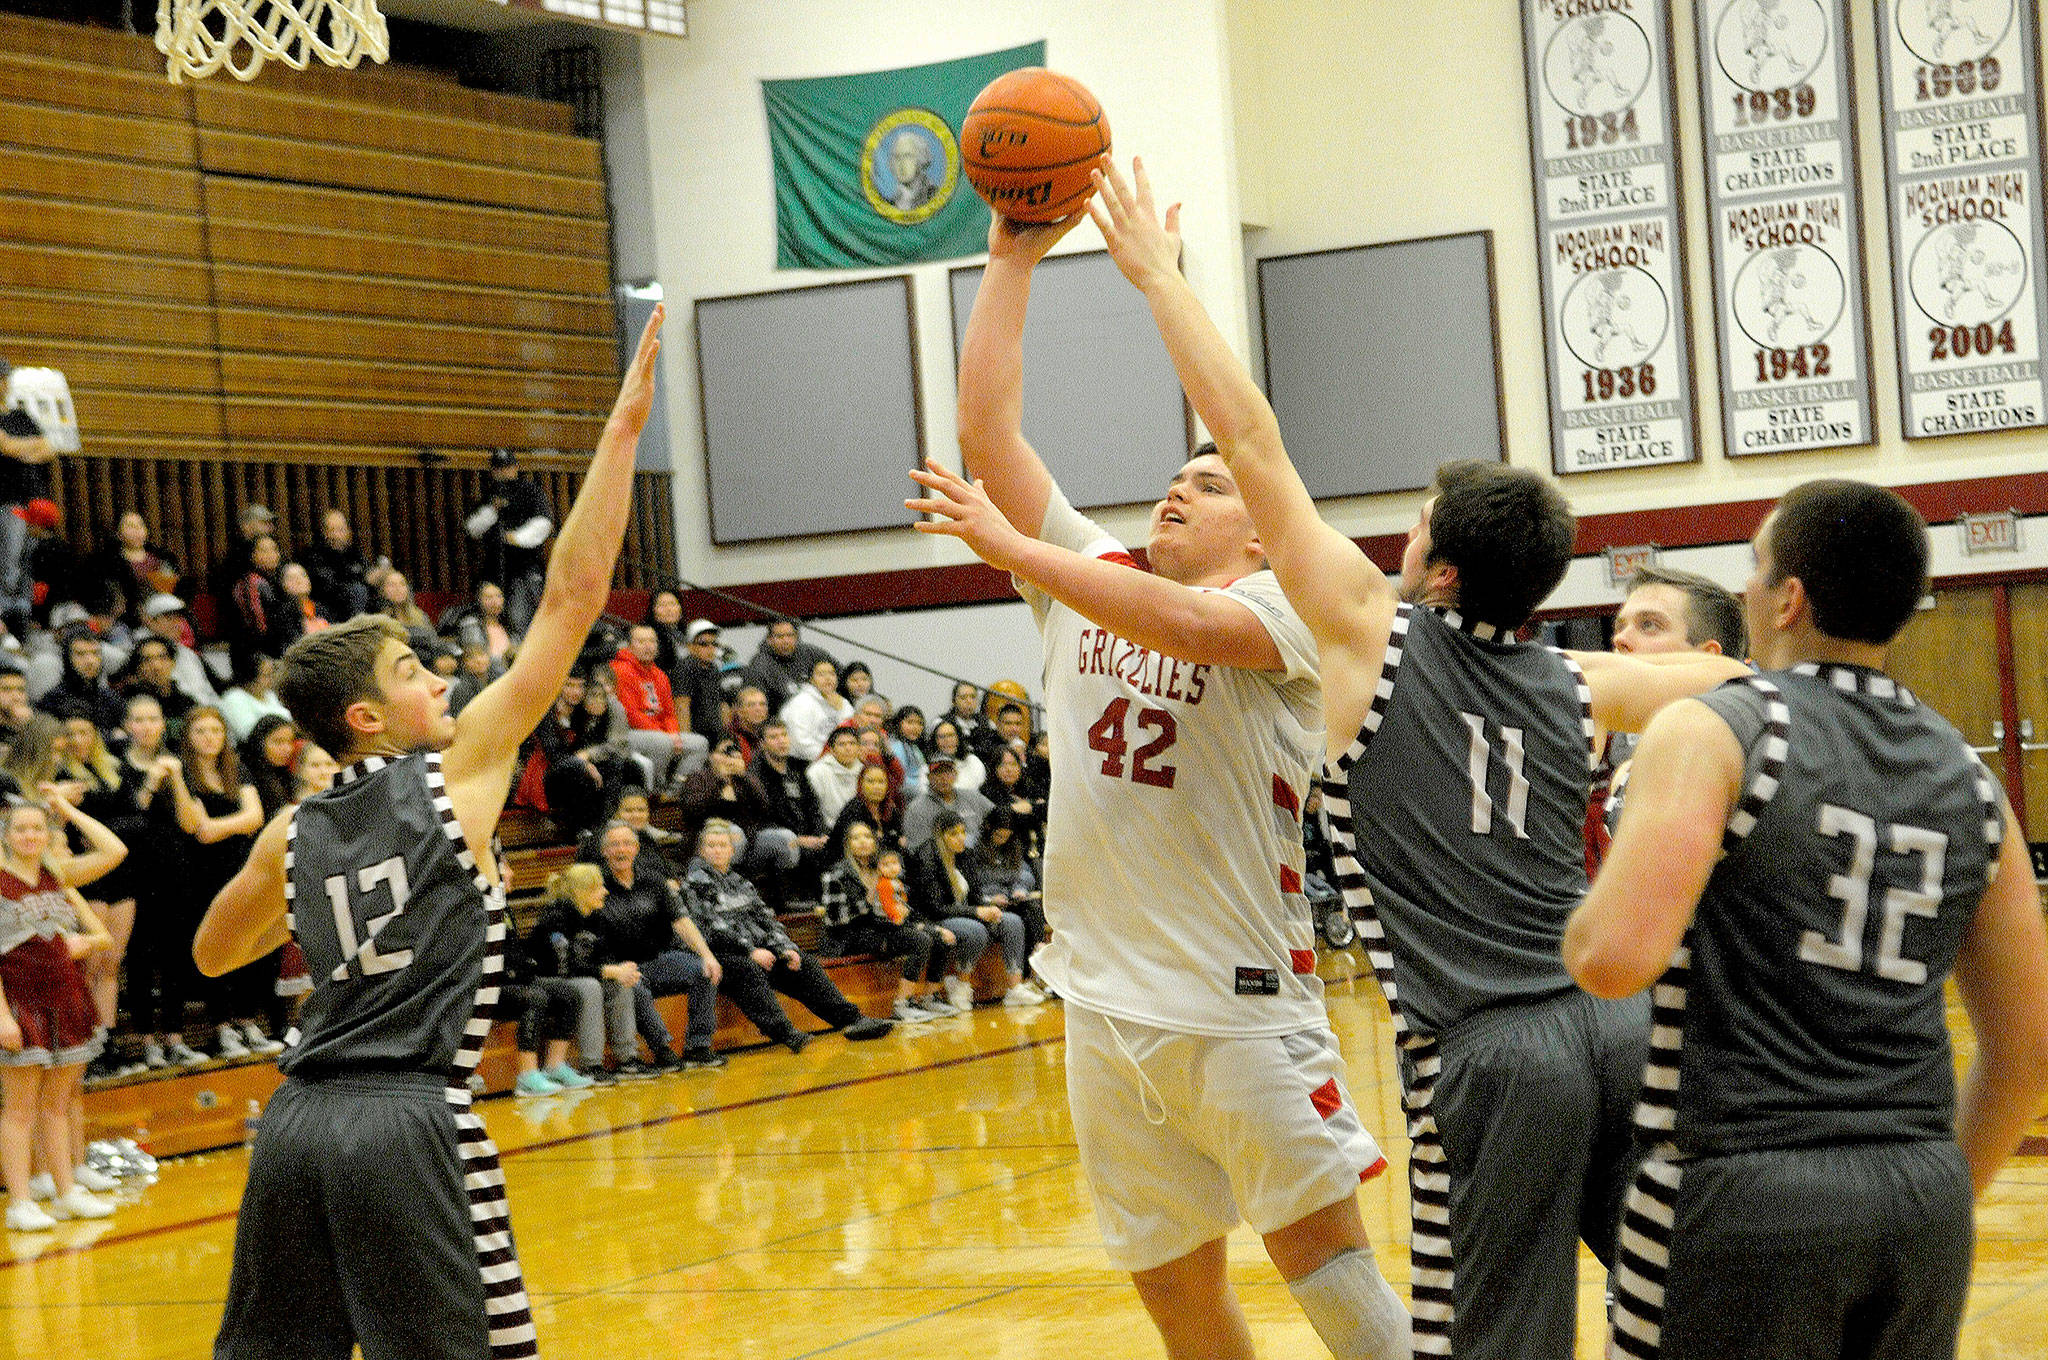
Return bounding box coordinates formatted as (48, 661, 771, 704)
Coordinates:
(902, 785, 993, 852)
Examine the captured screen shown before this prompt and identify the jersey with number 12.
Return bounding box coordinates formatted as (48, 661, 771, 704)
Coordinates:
(1022, 488, 1326, 1038)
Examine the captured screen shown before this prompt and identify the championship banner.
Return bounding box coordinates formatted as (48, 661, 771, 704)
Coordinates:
(1696, 0, 1873, 455)
(1523, 0, 1698, 473)
(765, 42, 1045, 270)
(1876, 0, 2048, 438)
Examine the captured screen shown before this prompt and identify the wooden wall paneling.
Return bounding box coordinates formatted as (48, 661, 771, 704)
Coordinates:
(0, 147, 203, 214)
(0, 242, 210, 303)
(246, 61, 577, 134)
(0, 13, 164, 74)
(207, 220, 611, 296)
(222, 354, 616, 414)
(0, 194, 207, 258)
(221, 398, 606, 452)
(197, 130, 606, 217)
(1, 102, 198, 166)
(192, 84, 602, 178)
(0, 341, 219, 397)
(72, 390, 224, 441)
(215, 309, 615, 373)
(203, 179, 610, 258)
(0, 52, 193, 121)
(211, 265, 616, 337)
(4, 293, 218, 349)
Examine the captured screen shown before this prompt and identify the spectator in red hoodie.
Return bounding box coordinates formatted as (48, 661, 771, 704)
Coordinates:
(610, 622, 707, 793)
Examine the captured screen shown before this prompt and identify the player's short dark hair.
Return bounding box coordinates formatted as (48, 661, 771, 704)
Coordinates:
(931, 810, 966, 839)
(279, 615, 408, 759)
(828, 725, 859, 748)
(1425, 461, 1576, 631)
(760, 718, 788, 736)
(1624, 564, 1746, 656)
(1763, 480, 1927, 646)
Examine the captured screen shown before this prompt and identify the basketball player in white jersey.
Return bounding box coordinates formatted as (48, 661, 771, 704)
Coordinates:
(913, 200, 1410, 1360)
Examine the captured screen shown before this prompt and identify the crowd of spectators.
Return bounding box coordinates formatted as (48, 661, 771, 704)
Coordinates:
(0, 464, 1060, 1111)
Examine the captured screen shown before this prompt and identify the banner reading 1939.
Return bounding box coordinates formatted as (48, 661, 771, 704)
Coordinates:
(1696, 0, 1873, 455)
(1524, 0, 1697, 473)
(1876, 0, 2048, 438)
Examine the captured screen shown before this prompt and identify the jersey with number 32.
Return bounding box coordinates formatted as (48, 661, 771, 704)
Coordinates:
(1666, 666, 2003, 1155)
(280, 752, 501, 1078)
(1022, 487, 1325, 1038)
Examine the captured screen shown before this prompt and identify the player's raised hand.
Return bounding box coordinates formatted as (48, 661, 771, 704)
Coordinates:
(908, 458, 1033, 572)
(604, 304, 665, 438)
(1089, 156, 1181, 292)
(987, 208, 1088, 267)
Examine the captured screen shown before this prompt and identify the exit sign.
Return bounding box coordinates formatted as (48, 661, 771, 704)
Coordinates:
(1959, 510, 2022, 555)
(1605, 544, 1660, 587)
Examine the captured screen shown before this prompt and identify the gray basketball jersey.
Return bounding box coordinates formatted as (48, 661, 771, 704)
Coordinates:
(1645, 665, 2002, 1156)
(280, 752, 506, 1081)
(1329, 604, 1597, 1038)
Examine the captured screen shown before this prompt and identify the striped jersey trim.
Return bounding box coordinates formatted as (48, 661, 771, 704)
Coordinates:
(1552, 647, 1601, 772)
(1319, 600, 1454, 1353)
(1328, 603, 1412, 774)
(1719, 677, 1792, 850)
(1435, 606, 1501, 643)
(279, 810, 301, 1056)
(1973, 757, 2005, 876)
(1609, 1151, 1683, 1359)
(421, 751, 506, 1094)
(1789, 660, 1916, 706)
(337, 754, 392, 786)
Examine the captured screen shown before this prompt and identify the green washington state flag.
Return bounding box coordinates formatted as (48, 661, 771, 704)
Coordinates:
(765, 41, 1045, 269)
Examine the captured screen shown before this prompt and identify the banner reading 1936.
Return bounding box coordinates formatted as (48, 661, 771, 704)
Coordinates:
(1696, 0, 1873, 455)
(1524, 0, 1697, 473)
(1876, 0, 2048, 438)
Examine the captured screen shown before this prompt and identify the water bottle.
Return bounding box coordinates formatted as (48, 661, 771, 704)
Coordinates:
(243, 1099, 262, 1146)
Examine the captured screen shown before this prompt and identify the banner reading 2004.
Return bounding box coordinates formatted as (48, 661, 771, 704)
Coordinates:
(1877, 0, 2048, 438)
(1525, 0, 1697, 473)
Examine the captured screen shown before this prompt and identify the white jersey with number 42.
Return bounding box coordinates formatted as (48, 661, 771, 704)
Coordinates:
(1023, 488, 1326, 1038)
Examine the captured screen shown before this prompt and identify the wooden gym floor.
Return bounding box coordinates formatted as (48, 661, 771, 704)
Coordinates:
(5, 976, 2045, 1359)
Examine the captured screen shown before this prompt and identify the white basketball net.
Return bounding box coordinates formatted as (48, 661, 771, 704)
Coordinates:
(156, 0, 390, 84)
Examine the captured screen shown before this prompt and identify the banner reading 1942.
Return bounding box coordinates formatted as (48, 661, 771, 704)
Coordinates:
(1524, 0, 1697, 474)
(1876, 0, 2048, 438)
(1696, 0, 1873, 455)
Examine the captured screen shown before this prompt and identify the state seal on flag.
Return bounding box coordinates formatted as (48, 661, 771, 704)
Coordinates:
(862, 109, 959, 224)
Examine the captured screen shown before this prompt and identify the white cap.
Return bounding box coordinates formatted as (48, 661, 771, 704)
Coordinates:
(686, 619, 720, 642)
(142, 593, 185, 618)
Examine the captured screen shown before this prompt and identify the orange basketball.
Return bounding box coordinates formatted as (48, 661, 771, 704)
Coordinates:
(961, 68, 1111, 223)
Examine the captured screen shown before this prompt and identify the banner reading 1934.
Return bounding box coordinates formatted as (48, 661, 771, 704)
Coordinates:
(1876, 0, 2048, 438)
(1696, 0, 1873, 455)
(1524, 0, 1697, 473)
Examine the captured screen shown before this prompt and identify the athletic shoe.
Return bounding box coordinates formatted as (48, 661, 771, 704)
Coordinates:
(544, 1064, 594, 1089)
(613, 1059, 659, 1081)
(48, 1188, 114, 1221)
(72, 1164, 121, 1194)
(892, 997, 934, 1023)
(681, 1048, 728, 1070)
(514, 1069, 563, 1096)
(5, 1200, 56, 1232)
(582, 1065, 618, 1086)
(166, 1041, 207, 1067)
(842, 1016, 893, 1041)
(215, 1025, 251, 1060)
(111, 1061, 149, 1079)
(649, 1048, 687, 1074)
(242, 1023, 284, 1056)
(25, 1174, 53, 1202)
(1001, 985, 1044, 1007)
(141, 1039, 167, 1070)
(781, 1030, 812, 1054)
(916, 995, 959, 1017)
(944, 975, 975, 1012)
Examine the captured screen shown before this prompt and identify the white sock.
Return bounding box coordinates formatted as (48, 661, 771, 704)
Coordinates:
(1286, 1245, 1412, 1359)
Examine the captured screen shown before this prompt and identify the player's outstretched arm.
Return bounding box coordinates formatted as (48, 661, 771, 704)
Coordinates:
(194, 808, 292, 976)
(1088, 158, 1393, 651)
(1953, 803, 2048, 1196)
(445, 306, 664, 806)
(910, 458, 1285, 670)
(955, 213, 1087, 538)
(1564, 699, 1742, 996)
(1573, 648, 1750, 739)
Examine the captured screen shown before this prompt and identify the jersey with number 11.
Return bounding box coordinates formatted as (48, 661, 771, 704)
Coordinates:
(280, 751, 501, 1078)
(1021, 489, 1326, 1039)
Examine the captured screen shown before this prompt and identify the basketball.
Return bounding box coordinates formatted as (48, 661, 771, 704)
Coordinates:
(961, 68, 1111, 223)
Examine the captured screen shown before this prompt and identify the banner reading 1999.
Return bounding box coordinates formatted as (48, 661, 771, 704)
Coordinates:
(1524, 0, 1697, 473)
(1696, 0, 1874, 455)
(1877, 0, 2048, 438)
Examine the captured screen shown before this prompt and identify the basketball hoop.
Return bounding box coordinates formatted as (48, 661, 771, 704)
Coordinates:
(156, 0, 390, 85)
